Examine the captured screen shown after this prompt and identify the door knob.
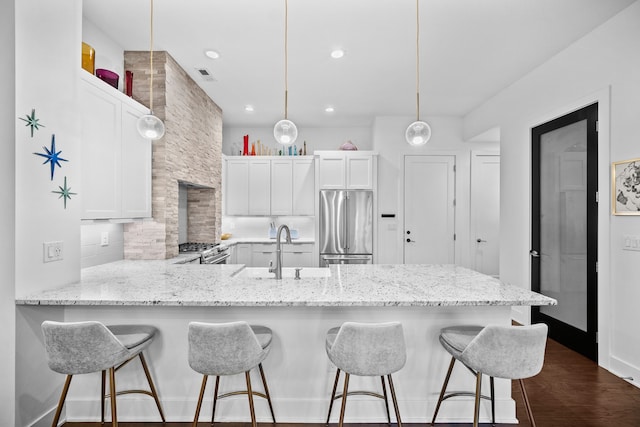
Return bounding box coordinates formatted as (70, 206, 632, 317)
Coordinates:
(529, 250, 540, 258)
(476, 238, 487, 243)
(406, 238, 415, 243)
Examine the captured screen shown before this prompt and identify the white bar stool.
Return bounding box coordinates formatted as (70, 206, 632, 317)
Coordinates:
(41, 321, 165, 427)
(188, 321, 275, 427)
(325, 321, 407, 427)
(431, 323, 548, 427)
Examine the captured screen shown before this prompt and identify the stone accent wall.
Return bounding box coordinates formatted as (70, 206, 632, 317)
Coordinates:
(123, 51, 222, 259)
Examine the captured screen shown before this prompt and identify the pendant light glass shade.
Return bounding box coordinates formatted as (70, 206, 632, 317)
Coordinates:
(405, 120, 431, 146)
(137, 0, 165, 140)
(274, 119, 297, 145)
(405, 0, 431, 146)
(137, 113, 165, 140)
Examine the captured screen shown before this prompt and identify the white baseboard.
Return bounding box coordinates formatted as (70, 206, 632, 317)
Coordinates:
(65, 395, 519, 424)
(609, 355, 640, 389)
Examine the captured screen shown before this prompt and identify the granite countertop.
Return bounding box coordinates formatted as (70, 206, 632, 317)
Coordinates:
(16, 262, 556, 308)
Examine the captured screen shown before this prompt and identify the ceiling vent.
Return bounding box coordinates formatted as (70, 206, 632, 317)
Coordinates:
(195, 67, 216, 82)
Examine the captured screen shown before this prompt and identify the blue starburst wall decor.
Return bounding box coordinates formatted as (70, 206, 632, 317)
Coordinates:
(52, 176, 77, 209)
(19, 108, 45, 137)
(34, 134, 68, 180)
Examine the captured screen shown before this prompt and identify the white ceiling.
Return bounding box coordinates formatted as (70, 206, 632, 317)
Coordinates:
(83, 0, 635, 128)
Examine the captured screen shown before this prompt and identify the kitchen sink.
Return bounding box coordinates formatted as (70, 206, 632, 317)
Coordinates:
(232, 267, 331, 279)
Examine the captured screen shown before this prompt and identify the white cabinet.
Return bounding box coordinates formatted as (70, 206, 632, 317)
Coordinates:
(283, 243, 315, 267)
(232, 242, 315, 267)
(270, 159, 293, 215)
(225, 159, 249, 215)
(235, 243, 252, 265)
(80, 72, 151, 219)
(251, 243, 275, 268)
(317, 151, 375, 190)
(120, 103, 152, 217)
(224, 156, 315, 216)
(292, 158, 315, 215)
(248, 160, 271, 215)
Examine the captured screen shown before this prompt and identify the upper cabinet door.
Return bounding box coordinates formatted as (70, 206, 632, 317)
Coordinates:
(292, 158, 315, 215)
(225, 159, 249, 215)
(80, 73, 152, 220)
(271, 159, 293, 215)
(318, 154, 346, 189)
(248, 159, 271, 215)
(81, 78, 122, 219)
(224, 156, 316, 216)
(120, 103, 152, 218)
(318, 152, 375, 190)
(346, 154, 373, 189)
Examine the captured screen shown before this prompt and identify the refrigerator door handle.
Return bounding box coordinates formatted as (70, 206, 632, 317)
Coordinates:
(344, 193, 349, 251)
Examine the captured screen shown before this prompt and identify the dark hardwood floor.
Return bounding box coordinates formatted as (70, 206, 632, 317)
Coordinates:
(63, 338, 640, 427)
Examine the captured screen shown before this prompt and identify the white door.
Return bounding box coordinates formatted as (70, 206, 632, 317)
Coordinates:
(404, 155, 455, 264)
(470, 153, 500, 276)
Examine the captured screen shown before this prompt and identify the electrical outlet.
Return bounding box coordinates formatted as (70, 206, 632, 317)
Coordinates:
(101, 231, 109, 246)
(43, 241, 63, 263)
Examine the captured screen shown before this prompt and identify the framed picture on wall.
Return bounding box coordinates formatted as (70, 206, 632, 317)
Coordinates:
(612, 157, 640, 215)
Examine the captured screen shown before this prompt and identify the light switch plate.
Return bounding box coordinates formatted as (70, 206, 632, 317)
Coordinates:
(43, 241, 63, 262)
(101, 231, 109, 246)
(622, 235, 640, 251)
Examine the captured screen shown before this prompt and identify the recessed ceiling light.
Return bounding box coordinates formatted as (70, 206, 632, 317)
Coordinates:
(325, 106, 335, 113)
(330, 49, 345, 59)
(204, 50, 220, 59)
(244, 105, 254, 112)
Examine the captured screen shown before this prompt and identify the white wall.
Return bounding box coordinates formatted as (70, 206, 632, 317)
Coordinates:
(372, 116, 499, 265)
(223, 126, 372, 156)
(14, 0, 83, 425)
(82, 16, 125, 92)
(463, 1, 640, 385)
(0, 0, 16, 424)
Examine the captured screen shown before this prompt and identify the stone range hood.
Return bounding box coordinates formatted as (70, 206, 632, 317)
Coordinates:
(123, 51, 222, 260)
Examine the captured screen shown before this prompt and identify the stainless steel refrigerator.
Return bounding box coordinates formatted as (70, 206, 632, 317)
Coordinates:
(319, 190, 373, 266)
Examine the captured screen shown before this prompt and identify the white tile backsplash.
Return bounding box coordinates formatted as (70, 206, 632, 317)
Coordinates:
(221, 216, 315, 240)
(81, 223, 124, 268)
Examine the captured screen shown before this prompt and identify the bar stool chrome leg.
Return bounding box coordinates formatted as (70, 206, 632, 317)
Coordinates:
(381, 376, 391, 424)
(387, 374, 402, 427)
(337, 372, 350, 427)
(192, 375, 208, 427)
(258, 362, 276, 422)
(50, 375, 72, 427)
(211, 375, 220, 424)
(245, 371, 257, 427)
(326, 369, 341, 424)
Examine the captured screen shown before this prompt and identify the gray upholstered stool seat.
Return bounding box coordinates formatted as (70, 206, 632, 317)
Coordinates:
(41, 321, 165, 427)
(188, 321, 276, 427)
(431, 324, 548, 427)
(325, 321, 406, 427)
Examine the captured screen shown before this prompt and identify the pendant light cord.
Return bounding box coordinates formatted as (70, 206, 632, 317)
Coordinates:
(149, 0, 155, 113)
(284, 0, 289, 120)
(416, 0, 420, 122)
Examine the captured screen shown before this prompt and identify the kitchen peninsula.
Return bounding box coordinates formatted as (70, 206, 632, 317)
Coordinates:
(17, 263, 555, 424)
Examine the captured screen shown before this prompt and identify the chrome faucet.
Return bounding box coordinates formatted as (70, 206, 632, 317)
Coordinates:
(269, 224, 292, 279)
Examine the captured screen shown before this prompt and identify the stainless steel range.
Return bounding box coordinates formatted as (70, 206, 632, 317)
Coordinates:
(178, 242, 230, 264)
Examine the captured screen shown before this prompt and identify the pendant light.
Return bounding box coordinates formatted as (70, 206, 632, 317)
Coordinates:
(405, 0, 431, 146)
(273, 0, 298, 146)
(136, 0, 166, 140)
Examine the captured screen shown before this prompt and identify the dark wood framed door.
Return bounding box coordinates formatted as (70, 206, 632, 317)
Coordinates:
(531, 103, 598, 361)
